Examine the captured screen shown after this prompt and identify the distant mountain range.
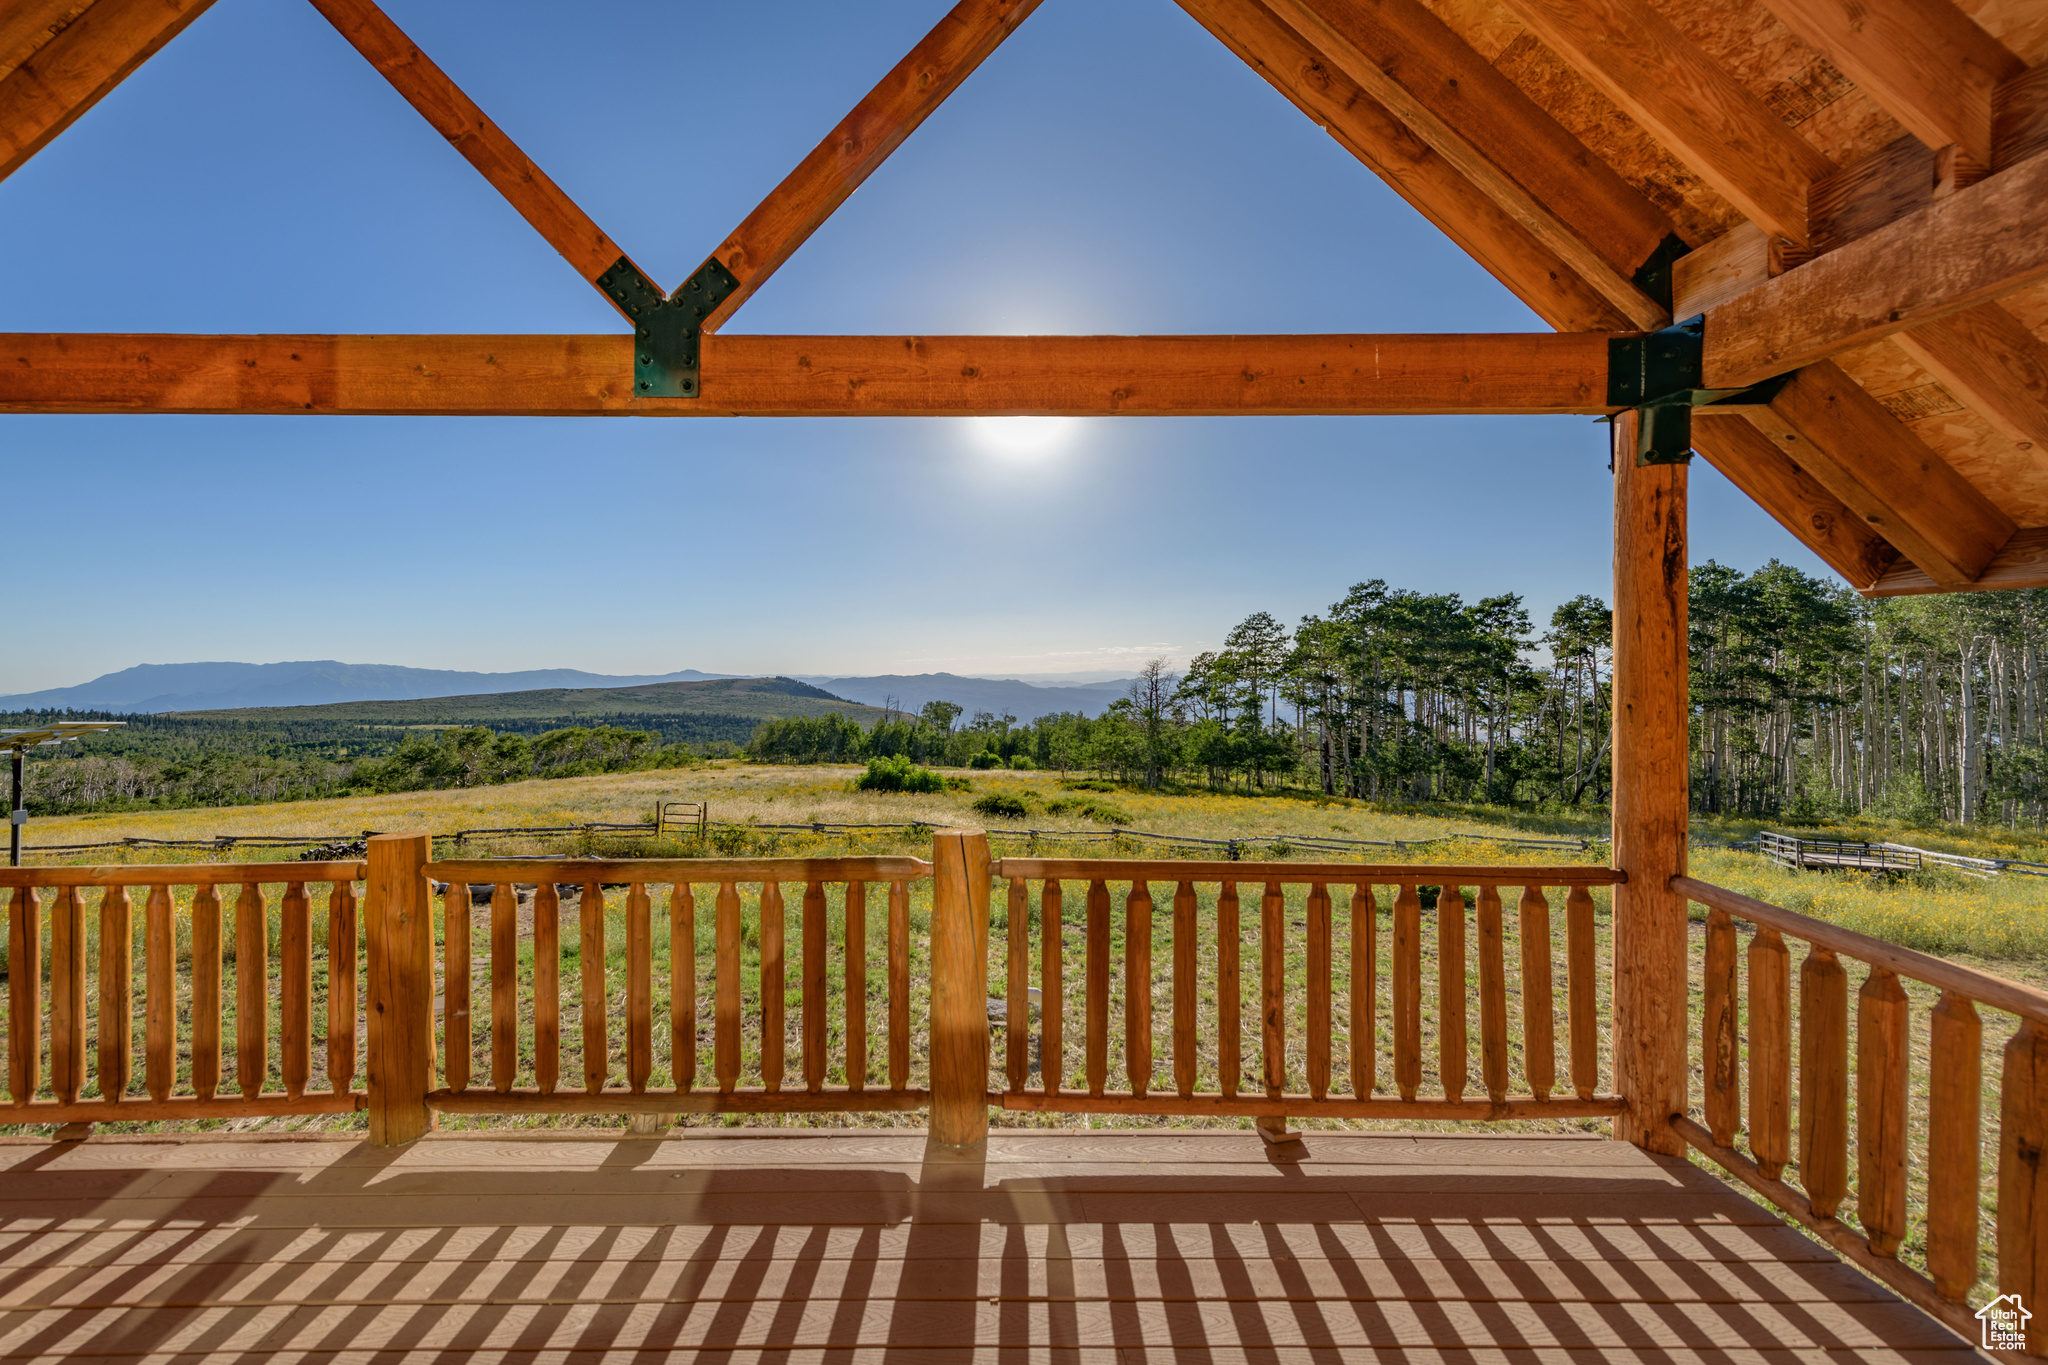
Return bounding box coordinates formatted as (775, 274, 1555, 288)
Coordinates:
(186, 676, 882, 728)
(0, 661, 735, 715)
(799, 673, 1135, 722)
(2, 662, 1139, 724)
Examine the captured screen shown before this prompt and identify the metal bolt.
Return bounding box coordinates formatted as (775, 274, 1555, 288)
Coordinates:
(639, 354, 649, 364)
(682, 381, 693, 392)
(640, 380, 650, 390)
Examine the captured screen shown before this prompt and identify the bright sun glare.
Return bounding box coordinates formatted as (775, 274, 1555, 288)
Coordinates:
(968, 416, 1077, 457)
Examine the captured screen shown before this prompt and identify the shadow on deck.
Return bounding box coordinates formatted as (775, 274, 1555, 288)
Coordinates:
(0, 1129, 1977, 1362)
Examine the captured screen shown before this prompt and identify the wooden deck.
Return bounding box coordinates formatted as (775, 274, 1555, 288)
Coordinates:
(0, 1128, 1977, 1363)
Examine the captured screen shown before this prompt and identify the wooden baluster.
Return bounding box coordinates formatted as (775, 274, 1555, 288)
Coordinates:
(1518, 886, 1553, 1102)
(1306, 882, 1331, 1101)
(279, 882, 311, 1100)
(1218, 881, 1240, 1098)
(1702, 906, 1738, 1143)
(1350, 885, 1375, 1098)
(1566, 885, 1597, 1100)
(888, 878, 909, 1091)
(49, 886, 84, 1106)
(190, 885, 221, 1102)
(1856, 967, 1909, 1257)
(1798, 947, 1849, 1217)
(1261, 881, 1284, 1100)
(1476, 885, 1506, 1104)
(1926, 991, 1982, 1302)
(627, 882, 652, 1094)
(2000, 1017, 2048, 1354)
(715, 881, 741, 1094)
(1393, 883, 1420, 1101)
(327, 881, 357, 1095)
(8, 887, 40, 1103)
(97, 887, 133, 1104)
(581, 881, 606, 1095)
(1086, 879, 1109, 1097)
(1173, 880, 1196, 1099)
(801, 881, 826, 1093)
(1041, 881, 1063, 1097)
(1748, 927, 1792, 1179)
(843, 881, 864, 1092)
(491, 883, 516, 1094)
(444, 883, 471, 1095)
(1126, 881, 1153, 1097)
(235, 883, 267, 1100)
(534, 882, 560, 1095)
(672, 883, 696, 1093)
(144, 886, 172, 1103)
(1006, 878, 1028, 1094)
(760, 882, 785, 1093)
(1438, 884, 1468, 1103)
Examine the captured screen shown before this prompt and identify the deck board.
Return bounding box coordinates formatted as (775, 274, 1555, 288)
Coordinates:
(0, 1130, 1977, 1362)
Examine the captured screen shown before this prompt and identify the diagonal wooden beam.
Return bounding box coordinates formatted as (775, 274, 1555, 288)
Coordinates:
(1491, 0, 1834, 245)
(305, 0, 644, 309)
(1254, 0, 1673, 328)
(1690, 414, 1897, 590)
(1177, 0, 1634, 331)
(1737, 361, 2014, 587)
(0, 331, 1616, 417)
(1867, 527, 2048, 595)
(1705, 151, 2048, 387)
(0, 0, 216, 183)
(702, 0, 1042, 332)
(1891, 303, 2048, 459)
(1755, 0, 2022, 167)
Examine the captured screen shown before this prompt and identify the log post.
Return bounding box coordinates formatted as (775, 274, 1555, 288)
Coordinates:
(928, 828, 991, 1149)
(367, 831, 435, 1146)
(1611, 411, 1690, 1154)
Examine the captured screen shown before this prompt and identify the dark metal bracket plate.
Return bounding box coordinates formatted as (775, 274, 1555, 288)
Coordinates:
(597, 255, 740, 398)
(1607, 315, 1790, 465)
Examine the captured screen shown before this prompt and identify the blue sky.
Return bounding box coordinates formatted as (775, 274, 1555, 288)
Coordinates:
(0, 0, 1822, 694)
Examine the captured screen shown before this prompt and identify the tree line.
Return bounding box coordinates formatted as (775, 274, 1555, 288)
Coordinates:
(752, 563, 2048, 829)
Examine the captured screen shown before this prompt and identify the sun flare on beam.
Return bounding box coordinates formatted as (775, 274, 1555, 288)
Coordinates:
(967, 416, 1078, 457)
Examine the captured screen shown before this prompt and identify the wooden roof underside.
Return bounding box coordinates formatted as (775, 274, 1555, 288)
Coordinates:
(2, 0, 2047, 598)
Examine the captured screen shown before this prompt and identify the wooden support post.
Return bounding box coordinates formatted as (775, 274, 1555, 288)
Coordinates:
(366, 831, 434, 1146)
(929, 828, 991, 1150)
(1610, 410, 1689, 1155)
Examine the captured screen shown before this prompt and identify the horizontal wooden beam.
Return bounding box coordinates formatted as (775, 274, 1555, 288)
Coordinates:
(1867, 526, 2048, 595)
(705, 0, 1041, 331)
(1177, 0, 1636, 332)
(0, 0, 215, 183)
(1704, 151, 2048, 388)
(1738, 361, 2015, 586)
(1690, 414, 1898, 591)
(0, 332, 1616, 417)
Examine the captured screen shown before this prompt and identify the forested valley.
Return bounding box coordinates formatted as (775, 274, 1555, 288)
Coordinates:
(753, 562, 2048, 831)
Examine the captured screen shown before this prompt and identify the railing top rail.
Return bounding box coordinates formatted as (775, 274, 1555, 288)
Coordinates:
(0, 860, 368, 888)
(426, 855, 931, 883)
(993, 857, 1624, 885)
(1676, 874, 2048, 1022)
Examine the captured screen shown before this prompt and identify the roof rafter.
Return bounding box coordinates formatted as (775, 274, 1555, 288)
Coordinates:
(1690, 415, 1898, 591)
(702, 0, 1042, 333)
(1491, 0, 1834, 245)
(304, 0, 648, 317)
(0, 0, 215, 183)
(0, 331, 1615, 417)
(1177, 0, 1634, 331)
(1890, 302, 2048, 459)
(1737, 361, 2015, 587)
(1755, 0, 2023, 167)
(1255, 0, 1674, 328)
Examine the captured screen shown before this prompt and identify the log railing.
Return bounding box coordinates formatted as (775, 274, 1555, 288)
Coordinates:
(0, 861, 369, 1122)
(1677, 876, 2048, 1353)
(414, 849, 933, 1121)
(989, 859, 1627, 1123)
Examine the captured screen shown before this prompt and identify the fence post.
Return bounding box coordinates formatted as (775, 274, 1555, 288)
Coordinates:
(929, 827, 991, 1149)
(367, 831, 435, 1146)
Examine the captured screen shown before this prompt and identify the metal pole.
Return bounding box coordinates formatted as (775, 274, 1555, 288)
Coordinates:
(10, 747, 22, 868)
